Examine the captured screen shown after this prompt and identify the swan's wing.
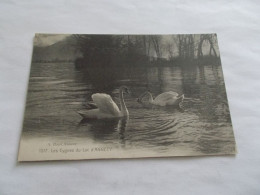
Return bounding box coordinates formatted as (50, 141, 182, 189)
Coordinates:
(154, 91, 178, 102)
(164, 91, 179, 97)
(92, 93, 120, 115)
(83, 102, 98, 109)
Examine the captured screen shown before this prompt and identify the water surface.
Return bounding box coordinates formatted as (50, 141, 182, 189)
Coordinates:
(21, 62, 236, 159)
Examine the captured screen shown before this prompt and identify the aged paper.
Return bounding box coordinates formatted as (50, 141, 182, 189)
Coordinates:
(18, 34, 236, 161)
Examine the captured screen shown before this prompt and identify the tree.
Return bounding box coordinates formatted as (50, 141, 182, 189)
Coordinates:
(151, 35, 162, 59)
(142, 35, 151, 57)
(197, 34, 218, 59)
(166, 42, 174, 60)
(175, 34, 195, 60)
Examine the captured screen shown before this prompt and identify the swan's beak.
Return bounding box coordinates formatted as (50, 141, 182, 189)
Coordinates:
(126, 88, 131, 95)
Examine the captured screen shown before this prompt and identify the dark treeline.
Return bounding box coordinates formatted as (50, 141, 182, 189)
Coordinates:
(74, 34, 220, 69)
(33, 59, 74, 63)
(74, 35, 154, 69)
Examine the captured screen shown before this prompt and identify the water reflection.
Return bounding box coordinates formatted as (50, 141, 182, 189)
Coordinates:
(77, 117, 128, 148)
(22, 62, 236, 155)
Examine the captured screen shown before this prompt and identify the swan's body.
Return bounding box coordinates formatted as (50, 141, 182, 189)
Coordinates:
(138, 91, 184, 107)
(77, 86, 129, 119)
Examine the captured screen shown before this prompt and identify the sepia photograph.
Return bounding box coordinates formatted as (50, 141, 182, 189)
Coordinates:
(18, 33, 236, 161)
(3, 1, 260, 194)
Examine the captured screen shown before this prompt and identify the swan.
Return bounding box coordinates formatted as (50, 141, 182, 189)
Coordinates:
(77, 86, 130, 119)
(137, 91, 184, 107)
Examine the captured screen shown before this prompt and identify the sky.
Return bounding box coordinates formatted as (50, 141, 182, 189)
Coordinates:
(34, 34, 70, 47)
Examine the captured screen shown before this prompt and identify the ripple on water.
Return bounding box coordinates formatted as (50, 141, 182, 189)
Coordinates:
(22, 63, 235, 156)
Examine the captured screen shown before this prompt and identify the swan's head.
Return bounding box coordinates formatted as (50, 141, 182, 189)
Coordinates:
(119, 86, 130, 95)
(137, 91, 150, 103)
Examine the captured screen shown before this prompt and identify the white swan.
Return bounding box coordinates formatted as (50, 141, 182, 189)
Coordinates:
(137, 91, 184, 107)
(77, 86, 129, 119)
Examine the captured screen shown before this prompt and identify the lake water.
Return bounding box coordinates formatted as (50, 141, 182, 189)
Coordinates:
(20, 62, 236, 160)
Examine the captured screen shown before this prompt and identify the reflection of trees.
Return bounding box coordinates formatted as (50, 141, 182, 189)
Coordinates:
(145, 66, 183, 96)
(179, 62, 230, 122)
(144, 67, 160, 95)
(145, 67, 168, 95)
(181, 64, 198, 97)
(71, 34, 229, 122)
(73, 35, 154, 93)
(117, 118, 128, 148)
(198, 68, 215, 121)
(158, 66, 163, 93)
(78, 118, 128, 145)
(80, 66, 118, 94)
(197, 65, 231, 122)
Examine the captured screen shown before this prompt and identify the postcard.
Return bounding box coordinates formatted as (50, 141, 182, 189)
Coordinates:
(18, 33, 236, 161)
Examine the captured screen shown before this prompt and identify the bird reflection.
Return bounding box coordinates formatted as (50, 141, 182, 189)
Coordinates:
(77, 117, 128, 147)
(137, 101, 185, 113)
(117, 117, 128, 148)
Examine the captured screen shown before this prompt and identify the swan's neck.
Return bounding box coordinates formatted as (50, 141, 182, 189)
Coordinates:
(147, 92, 154, 103)
(119, 89, 129, 116)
